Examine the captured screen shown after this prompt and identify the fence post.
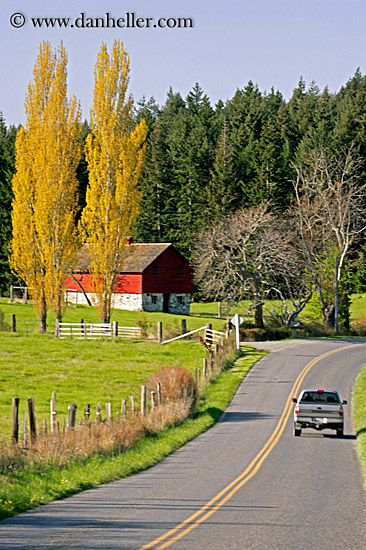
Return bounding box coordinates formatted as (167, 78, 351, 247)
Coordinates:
(141, 386, 146, 417)
(218, 302, 221, 318)
(157, 322, 163, 344)
(11, 314, 16, 333)
(55, 319, 60, 338)
(67, 404, 77, 429)
(24, 287, 28, 304)
(206, 323, 212, 348)
(11, 397, 19, 445)
(10, 284, 13, 302)
(43, 419, 48, 436)
(106, 403, 112, 422)
(27, 397, 37, 444)
(129, 396, 135, 415)
(226, 318, 231, 334)
(181, 319, 187, 335)
(156, 382, 162, 407)
(50, 391, 57, 434)
(203, 358, 207, 378)
(112, 321, 118, 338)
(121, 399, 126, 421)
(96, 404, 101, 423)
(84, 404, 91, 423)
(215, 343, 219, 355)
(150, 391, 155, 412)
(210, 350, 214, 372)
(23, 410, 27, 448)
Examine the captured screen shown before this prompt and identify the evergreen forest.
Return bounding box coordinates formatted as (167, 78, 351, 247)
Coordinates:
(1, 72, 366, 298)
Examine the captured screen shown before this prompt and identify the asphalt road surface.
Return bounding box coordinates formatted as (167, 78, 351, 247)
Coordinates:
(1, 338, 366, 550)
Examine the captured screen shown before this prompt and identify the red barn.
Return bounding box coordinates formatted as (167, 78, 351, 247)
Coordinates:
(65, 241, 194, 314)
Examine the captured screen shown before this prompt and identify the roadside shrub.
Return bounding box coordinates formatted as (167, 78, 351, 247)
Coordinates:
(298, 322, 336, 338)
(239, 328, 267, 341)
(146, 366, 198, 415)
(239, 327, 291, 341)
(266, 327, 291, 340)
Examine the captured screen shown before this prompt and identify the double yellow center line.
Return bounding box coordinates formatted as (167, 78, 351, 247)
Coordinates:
(138, 344, 357, 550)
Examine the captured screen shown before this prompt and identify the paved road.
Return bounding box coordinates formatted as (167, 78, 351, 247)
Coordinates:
(1, 338, 366, 550)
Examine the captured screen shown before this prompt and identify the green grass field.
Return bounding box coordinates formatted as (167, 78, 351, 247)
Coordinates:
(353, 366, 366, 492)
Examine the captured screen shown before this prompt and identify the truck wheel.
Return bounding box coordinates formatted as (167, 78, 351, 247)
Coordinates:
(336, 427, 344, 438)
(294, 426, 301, 437)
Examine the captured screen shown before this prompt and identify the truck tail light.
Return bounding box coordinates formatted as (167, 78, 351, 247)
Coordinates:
(339, 406, 343, 417)
(295, 405, 299, 415)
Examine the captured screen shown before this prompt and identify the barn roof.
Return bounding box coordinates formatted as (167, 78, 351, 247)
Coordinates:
(74, 243, 184, 273)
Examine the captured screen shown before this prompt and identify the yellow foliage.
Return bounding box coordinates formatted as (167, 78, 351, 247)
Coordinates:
(10, 42, 82, 330)
(80, 40, 147, 322)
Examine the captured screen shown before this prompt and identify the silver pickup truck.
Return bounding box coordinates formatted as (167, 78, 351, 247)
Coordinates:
(292, 389, 347, 437)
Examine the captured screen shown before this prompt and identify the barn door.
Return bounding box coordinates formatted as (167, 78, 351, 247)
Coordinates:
(163, 293, 170, 313)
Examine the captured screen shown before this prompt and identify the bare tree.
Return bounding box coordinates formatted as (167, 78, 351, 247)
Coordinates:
(193, 203, 311, 328)
(293, 146, 366, 328)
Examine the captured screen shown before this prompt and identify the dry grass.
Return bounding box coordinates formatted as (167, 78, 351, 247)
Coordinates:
(146, 366, 198, 414)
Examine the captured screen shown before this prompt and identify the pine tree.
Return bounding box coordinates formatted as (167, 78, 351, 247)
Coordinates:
(80, 40, 147, 323)
(0, 114, 17, 296)
(206, 119, 237, 219)
(250, 93, 293, 207)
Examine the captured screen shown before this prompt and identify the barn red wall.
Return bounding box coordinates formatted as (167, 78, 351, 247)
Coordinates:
(65, 274, 94, 292)
(114, 273, 143, 293)
(65, 273, 143, 293)
(142, 248, 193, 293)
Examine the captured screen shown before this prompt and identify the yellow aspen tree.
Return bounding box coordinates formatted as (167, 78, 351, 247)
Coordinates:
(80, 40, 147, 323)
(10, 41, 82, 332)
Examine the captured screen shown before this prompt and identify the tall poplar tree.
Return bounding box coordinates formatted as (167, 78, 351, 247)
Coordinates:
(80, 40, 147, 323)
(10, 42, 82, 331)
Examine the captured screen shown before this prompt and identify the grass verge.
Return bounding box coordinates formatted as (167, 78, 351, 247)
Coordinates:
(0, 346, 265, 520)
(353, 366, 366, 492)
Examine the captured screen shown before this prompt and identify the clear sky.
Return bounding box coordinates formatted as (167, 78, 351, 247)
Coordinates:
(1, 0, 366, 125)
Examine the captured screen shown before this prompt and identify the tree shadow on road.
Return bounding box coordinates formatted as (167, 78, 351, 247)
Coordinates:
(196, 407, 274, 423)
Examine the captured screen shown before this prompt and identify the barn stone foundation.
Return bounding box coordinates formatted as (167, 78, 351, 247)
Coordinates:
(65, 290, 191, 314)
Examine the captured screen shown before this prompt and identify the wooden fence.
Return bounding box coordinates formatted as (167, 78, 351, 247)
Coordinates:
(161, 323, 227, 349)
(11, 387, 159, 447)
(56, 321, 141, 339)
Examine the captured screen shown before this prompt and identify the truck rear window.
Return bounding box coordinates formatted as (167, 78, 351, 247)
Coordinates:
(300, 391, 339, 404)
